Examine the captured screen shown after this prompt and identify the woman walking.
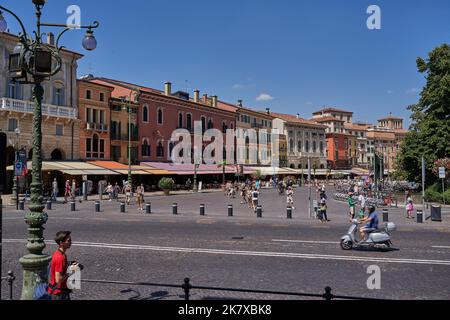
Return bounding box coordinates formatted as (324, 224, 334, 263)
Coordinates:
(406, 196, 414, 219)
(135, 185, 143, 211)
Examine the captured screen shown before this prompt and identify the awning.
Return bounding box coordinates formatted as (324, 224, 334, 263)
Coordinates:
(88, 161, 171, 175)
(8, 161, 120, 175)
(250, 167, 298, 175)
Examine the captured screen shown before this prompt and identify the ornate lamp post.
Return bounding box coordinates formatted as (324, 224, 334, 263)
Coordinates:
(0, 0, 99, 299)
(11, 128, 20, 210)
(121, 92, 139, 187)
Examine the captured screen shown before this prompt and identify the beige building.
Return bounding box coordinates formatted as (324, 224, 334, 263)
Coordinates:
(272, 113, 328, 170)
(0, 32, 82, 168)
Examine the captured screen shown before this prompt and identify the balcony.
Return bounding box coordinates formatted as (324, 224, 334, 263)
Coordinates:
(1, 97, 77, 120)
(86, 122, 109, 132)
(111, 133, 139, 142)
(251, 123, 264, 129)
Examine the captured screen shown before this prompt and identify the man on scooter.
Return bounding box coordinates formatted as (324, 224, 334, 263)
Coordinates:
(358, 205, 379, 242)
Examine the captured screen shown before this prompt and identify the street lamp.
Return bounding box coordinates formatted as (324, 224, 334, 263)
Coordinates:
(0, 0, 99, 299)
(121, 92, 138, 188)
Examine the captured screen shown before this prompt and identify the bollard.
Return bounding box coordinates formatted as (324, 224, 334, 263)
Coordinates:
(228, 204, 233, 217)
(120, 202, 125, 213)
(200, 204, 205, 216)
(417, 210, 423, 223)
(257, 205, 262, 218)
(19, 200, 24, 211)
(146, 203, 151, 214)
(70, 201, 76, 211)
(182, 278, 191, 301)
(382, 209, 389, 222)
(95, 201, 100, 212)
(172, 203, 178, 215)
(287, 206, 292, 219)
(323, 287, 334, 301)
(7, 271, 15, 300)
(46, 200, 52, 210)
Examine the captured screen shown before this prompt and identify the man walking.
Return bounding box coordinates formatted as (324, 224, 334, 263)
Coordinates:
(51, 178, 59, 202)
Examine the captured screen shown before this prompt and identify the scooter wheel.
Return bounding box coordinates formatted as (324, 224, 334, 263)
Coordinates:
(341, 239, 353, 250)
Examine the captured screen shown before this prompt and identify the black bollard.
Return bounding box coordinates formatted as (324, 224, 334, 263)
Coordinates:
(287, 206, 292, 219)
(257, 205, 262, 218)
(417, 210, 423, 223)
(146, 203, 151, 214)
(70, 201, 76, 212)
(46, 200, 52, 210)
(19, 200, 24, 211)
(200, 204, 205, 216)
(95, 201, 100, 212)
(172, 203, 178, 215)
(382, 209, 389, 222)
(228, 204, 233, 217)
(120, 202, 125, 213)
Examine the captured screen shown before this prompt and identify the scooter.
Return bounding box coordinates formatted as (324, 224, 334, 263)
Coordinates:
(340, 219, 396, 251)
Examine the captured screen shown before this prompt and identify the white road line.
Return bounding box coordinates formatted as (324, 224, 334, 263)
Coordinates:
(432, 246, 450, 249)
(273, 239, 339, 244)
(4, 239, 450, 266)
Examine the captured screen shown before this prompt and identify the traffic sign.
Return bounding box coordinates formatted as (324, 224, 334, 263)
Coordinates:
(14, 161, 23, 177)
(439, 167, 446, 179)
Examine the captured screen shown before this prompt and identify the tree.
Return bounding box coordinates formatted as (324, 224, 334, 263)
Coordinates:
(217, 160, 228, 185)
(397, 44, 450, 184)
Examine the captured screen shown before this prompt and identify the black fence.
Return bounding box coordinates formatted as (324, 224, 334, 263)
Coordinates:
(1, 272, 385, 301)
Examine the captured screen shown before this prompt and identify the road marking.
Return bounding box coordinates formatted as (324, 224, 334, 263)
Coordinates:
(4, 239, 450, 266)
(432, 246, 450, 249)
(273, 239, 339, 245)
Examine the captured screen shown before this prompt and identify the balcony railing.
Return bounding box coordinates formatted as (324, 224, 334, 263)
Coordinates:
(111, 133, 139, 142)
(1, 97, 77, 119)
(86, 122, 109, 132)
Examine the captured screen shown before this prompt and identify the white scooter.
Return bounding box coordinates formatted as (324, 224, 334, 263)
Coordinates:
(340, 219, 397, 251)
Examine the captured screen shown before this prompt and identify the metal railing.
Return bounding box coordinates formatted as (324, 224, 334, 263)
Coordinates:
(0, 272, 385, 300)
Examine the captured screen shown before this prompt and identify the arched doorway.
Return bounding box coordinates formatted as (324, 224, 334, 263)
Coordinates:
(51, 149, 63, 160)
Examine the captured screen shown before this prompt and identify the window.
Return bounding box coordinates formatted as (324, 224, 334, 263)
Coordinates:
(8, 118, 18, 132)
(157, 141, 164, 157)
(222, 121, 227, 134)
(289, 139, 294, 153)
(186, 114, 192, 131)
(142, 139, 150, 157)
(313, 141, 317, 153)
(201, 116, 206, 133)
(111, 146, 121, 160)
(93, 134, 99, 158)
(320, 141, 324, 155)
(8, 80, 22, 99)
(86, 90, 92, 99)
(100, 93, 105, 102)
(178, 113, 183, 128)
(86, 138, 91, 158)
(207, 119, 213, 130)
(157, 108, 163, 124)
(56, 124, 63, 136)
(143, 105, 149, 122)
(297, 141, 302, 152)
(305, 141, 310, 153)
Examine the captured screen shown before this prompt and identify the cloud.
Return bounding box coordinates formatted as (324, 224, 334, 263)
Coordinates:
(232, 84, 244, 89)
(406, 88, 420, 94)
(305, 101, 313, 105)
(256, 93, 274, 101)
(387, 90, 393, 94)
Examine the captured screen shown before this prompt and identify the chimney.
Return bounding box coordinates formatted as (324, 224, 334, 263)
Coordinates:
(194, 90, 200, 103)
(202, 94, 208, 103)
(296, 113, 300, 119)
(237, 100, 243, 108)
(47, 32, 55, 46)
(164, 82, 172, 96)
(212, 96, 218, 108)
(266, 108, 271, 114)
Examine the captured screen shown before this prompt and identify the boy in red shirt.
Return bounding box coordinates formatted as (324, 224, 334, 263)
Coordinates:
(48, 231, 78, 300)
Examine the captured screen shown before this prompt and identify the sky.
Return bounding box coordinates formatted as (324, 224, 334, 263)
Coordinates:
(2, 0, 450, 127)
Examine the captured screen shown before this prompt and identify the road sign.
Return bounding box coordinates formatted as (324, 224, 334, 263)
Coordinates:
(14, 161, 23, 177)
(439, 167, 446, 179)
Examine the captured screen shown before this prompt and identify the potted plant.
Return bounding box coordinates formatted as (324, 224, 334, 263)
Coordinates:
(158, 177, 175, 196)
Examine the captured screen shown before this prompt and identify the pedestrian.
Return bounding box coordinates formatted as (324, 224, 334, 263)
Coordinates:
(105, 183, 113, 201)
(286, 186, 295, 209)
(319, 199, 329, 222)
(113, 182, 121, 201)
(48, 231, 80, 300)
(71, 179, 77, 202)
(348, 192, 356, 222)
(51, 178, 59, 202)
(64, 180, 71, 203)
(406, 196, 414, 219)
(251, 187, 259, 212)
(124, 183, 132, 205)
(135, 185, 143, 211)
(358, 193, 367, 218)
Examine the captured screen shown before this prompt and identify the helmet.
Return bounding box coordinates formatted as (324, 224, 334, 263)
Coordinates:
(367, 205, 376, 214)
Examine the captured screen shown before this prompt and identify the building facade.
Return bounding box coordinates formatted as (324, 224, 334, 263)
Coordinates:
(77, 79, 113, 161)
(272, 113, 328, 170)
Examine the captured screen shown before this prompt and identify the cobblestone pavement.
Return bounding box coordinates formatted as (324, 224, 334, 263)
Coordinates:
(2, 187, 450, 300)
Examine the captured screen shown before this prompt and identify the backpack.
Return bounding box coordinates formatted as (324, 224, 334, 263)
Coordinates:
(33, 264, 51, 300)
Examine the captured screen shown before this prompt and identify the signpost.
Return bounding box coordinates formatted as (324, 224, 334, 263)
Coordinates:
(439, 167, 446, 205)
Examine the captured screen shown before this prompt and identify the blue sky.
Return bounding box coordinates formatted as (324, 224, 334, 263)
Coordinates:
(2, 0, 450, 127)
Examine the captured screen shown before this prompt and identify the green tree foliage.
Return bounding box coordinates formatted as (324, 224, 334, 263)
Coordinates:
(397, 44, 450, 184)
